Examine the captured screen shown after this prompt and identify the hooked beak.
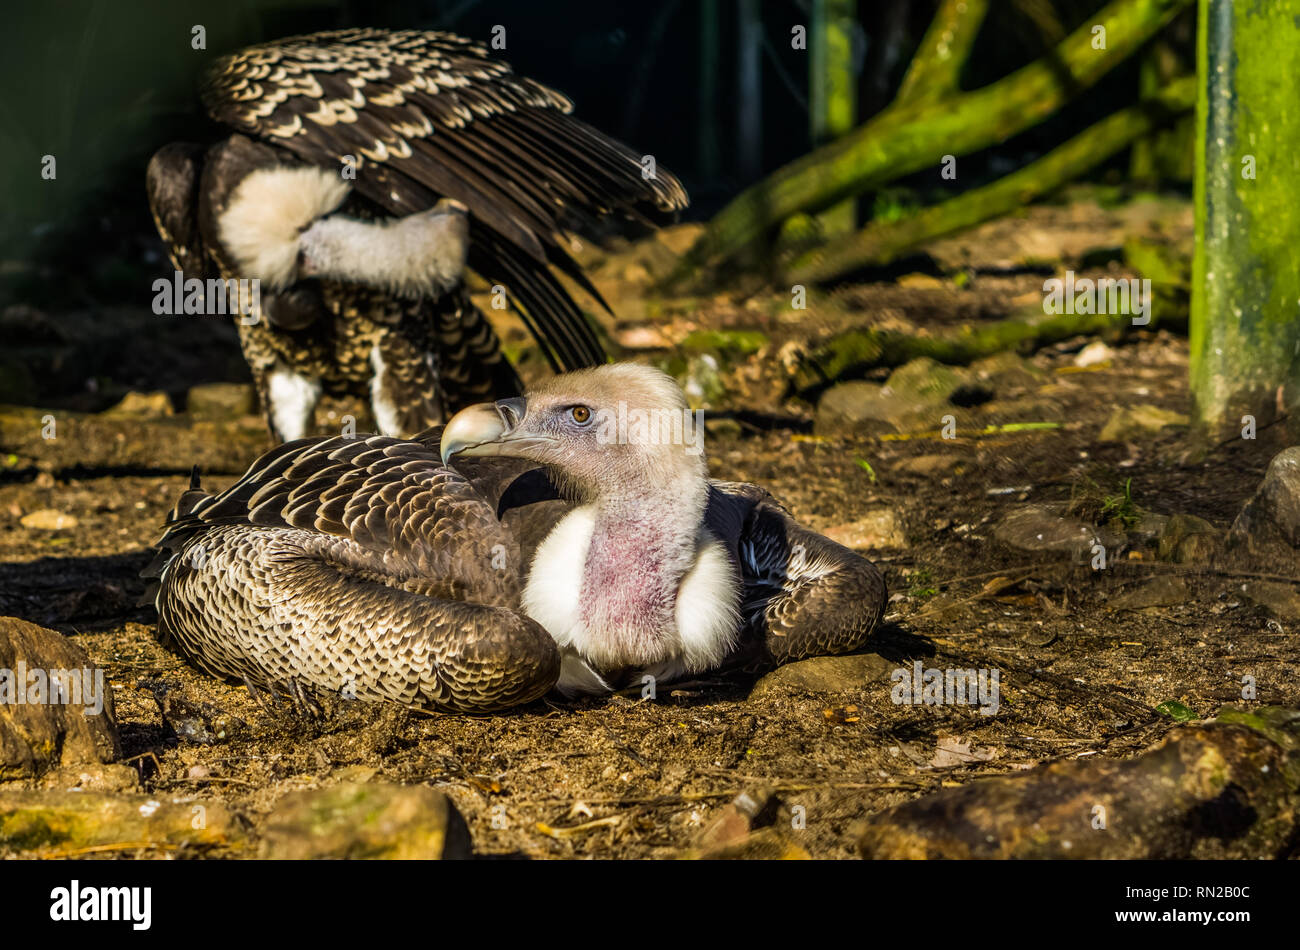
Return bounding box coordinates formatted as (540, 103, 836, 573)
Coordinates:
(440, 397, 554, 465)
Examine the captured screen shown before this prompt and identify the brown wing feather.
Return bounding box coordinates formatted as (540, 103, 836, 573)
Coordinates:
(156, 434, 522, 606)
(198, 28, 687, 372)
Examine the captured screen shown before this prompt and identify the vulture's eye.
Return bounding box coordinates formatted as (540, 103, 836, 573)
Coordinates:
(569, 406, 591, 424)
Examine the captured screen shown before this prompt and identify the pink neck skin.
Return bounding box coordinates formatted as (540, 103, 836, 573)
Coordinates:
(576, 474, 707, 668)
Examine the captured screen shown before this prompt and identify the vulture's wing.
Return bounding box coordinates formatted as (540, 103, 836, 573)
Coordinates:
(147, 431, 565, 711)
(146, 142, 213, 280)
(709, 482, 887, 666)
(199, 28, 688, 371)
(154, 432, 521, 606)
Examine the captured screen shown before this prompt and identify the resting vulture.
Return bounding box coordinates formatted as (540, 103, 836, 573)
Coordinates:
(146, 28, 687, 441)
(147, 364, 887, 712)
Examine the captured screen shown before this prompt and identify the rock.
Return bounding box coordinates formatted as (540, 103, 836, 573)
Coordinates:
(1073, 340, 1114, 368)
(1238, 581, 1300, 622)
(968, 351, 1047, 391)
(859, 707, 1300, 859)
(0, 790, 242, 856)
(1158, 514, 1218, 563)
(816, 358, 977, 435)
(884, 357, 967, 404)
(101, 390, 173, 417)
(1109, 575, 1190, 611)
(1230, 447, 1300, 552)
(1127, 510, 1170, 545)
(816, 381, 887, 433)
(824, 508, 907, 550)
(187, 382, 255, 420)
(750, 653, 898, 700)
(1098, 404, 1187, 442)
(0, 617, 120, 779)
(894, 454, 964, 477)
(992, 505, 1100, 559)
(19, 510, 78, 531)
(259, 782, 471, 860)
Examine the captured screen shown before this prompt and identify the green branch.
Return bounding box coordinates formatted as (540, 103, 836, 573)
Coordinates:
(790, 76, 1196, 282)
(896, 0, 990, 104)
(671, 0, 1191, 286)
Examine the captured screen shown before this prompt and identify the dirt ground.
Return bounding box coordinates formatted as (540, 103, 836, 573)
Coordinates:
(2, 193, 1297, 859)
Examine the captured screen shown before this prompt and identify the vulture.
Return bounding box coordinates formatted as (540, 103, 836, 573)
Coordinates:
(146, 28, 687, 441)
(147, 364, 887, 712)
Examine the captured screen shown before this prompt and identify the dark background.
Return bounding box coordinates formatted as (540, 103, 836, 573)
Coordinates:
(0, 0, 1191, 310)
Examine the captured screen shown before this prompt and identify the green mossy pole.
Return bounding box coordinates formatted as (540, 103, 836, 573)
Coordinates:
(1191, 0, 1300, 443)
(810, 0, 858, 237)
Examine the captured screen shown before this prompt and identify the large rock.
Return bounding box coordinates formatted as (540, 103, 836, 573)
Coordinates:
(1157, 514, 1218, 563)
(750, 653, 898, 700)
(1231, 447, 1300, 553)
(0, 617, 119, 779)
(816, 358, 979, 435)
(101, 390, 173, 417)
(967, 351, 1047, 391)
(259, 782, 471, 859)
(992, 505, 1102, 560)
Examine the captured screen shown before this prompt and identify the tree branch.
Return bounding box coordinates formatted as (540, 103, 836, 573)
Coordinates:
(670, 0, 1191, 286)
(789, 76, 1196, 282)
(896, 0, 990, 104)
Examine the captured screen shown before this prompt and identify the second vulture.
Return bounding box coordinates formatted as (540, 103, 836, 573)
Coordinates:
(147, 28, 687, 441)
(147, 364, 886, 711)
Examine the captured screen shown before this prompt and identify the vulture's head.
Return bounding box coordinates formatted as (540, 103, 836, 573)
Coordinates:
(441, 363, 707, 502)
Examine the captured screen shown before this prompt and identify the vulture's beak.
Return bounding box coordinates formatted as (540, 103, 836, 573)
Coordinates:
(440, 397, 553, 464)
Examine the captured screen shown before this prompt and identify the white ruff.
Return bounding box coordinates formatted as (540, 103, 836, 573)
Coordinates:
(522, 506, 740, 695)
(297, 209, 468, 298)
(218, 166, 349, 289)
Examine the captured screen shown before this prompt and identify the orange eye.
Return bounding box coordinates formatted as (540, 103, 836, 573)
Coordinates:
(570, 406, 591, 424)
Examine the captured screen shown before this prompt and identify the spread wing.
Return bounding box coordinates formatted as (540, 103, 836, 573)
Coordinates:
(199, 28, 688, 371)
